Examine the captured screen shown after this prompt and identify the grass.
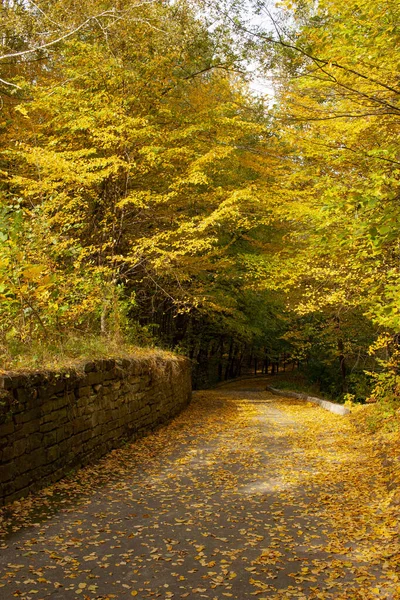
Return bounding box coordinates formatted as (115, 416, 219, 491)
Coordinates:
(0, 333, 177, 374)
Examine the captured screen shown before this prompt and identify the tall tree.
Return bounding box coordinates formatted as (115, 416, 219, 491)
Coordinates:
(1, 0, 282, 363)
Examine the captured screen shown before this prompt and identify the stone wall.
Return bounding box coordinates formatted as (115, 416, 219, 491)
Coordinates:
(0, 355, 191, 506)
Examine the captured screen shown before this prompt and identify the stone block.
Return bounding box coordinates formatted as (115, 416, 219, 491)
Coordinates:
(56, 426, 68, 443)
(85, 371, 105, 386)
(120, 358, 132, 369)
(14, 438, 28, 457)
(81, 429, 92, 443)
(10, 375, 29, 389)
(46, 445, 60, 463)
(1, 479, 15, 497)
(0, 376, 13, 390)
(15, 406, 41, 425)
(73, 417, 89, 435)
(27, 432, 43, 452)
(42, 396, 68, 413)
(38, 380, 66, 399)
(84, 361, 96, 373)
(40, 421, 58, 433)
(77, 386, 91, 398)
(43, 430, 57, 447)
(16, 454, 34, 475)
(1, 445, 14, 462)
(89, 359, 101, 372)
(13, 472, 34, 493)
(15, 387, 38, 402)
(104, 369, 119, 381)
(41, 410, 59, 425)
(0, 420, 15, 436)
(0, 463, 14, 483)
(29, 447, 47, 469)
(0, 388, 13, 404)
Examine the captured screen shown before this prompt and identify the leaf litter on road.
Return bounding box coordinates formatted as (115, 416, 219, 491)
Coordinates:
(0, 377, 399, 599)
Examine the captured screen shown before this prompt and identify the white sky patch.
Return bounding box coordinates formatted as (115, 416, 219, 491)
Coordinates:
(243, 2, 279, 100)
(247, 61, 275, 99)
(197, 0, 280, 102)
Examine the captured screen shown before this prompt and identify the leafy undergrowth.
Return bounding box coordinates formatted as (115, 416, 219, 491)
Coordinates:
(358, 399, 400, 434)
(267, 371, 329, 398)
(350, 401, 400, 508)
(0, 378, 399, 599)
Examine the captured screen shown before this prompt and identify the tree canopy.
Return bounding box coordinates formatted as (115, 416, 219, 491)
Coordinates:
(1, 0, 399, 403)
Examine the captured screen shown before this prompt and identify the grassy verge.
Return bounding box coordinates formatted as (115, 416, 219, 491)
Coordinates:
(0, 333, 176, 374)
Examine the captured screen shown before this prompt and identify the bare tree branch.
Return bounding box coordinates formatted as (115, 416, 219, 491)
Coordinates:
(0, 9, 118, 62)
(225, 9, 400, 98)
(0, 77, 21, 89)
(0, 0, 159, 90)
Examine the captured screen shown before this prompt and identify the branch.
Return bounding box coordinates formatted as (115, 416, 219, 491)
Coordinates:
(227, 10, 400, 98)
(299, 137, 400, 167)
(28, 0, 63, 29)
(0, 77, 21, 89)
(160, 63, 245, 97)
(284, 112, 400, 122)
(0, 9, 119, 62)
(311, 63, 400, 115)
(0, 1, 158, 90)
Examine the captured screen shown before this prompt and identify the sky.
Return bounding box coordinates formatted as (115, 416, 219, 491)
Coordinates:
(203, 0, 278, 100)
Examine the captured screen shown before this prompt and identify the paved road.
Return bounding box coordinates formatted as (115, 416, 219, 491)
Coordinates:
(0, 379, 397, 599)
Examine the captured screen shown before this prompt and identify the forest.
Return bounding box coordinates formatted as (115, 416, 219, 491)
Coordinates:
(1, 0, 399, 408)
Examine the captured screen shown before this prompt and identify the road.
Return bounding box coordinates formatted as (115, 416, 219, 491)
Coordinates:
(0, 378, 398, 599)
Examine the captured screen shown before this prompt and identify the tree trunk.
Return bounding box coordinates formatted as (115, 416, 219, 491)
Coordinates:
(225, 338, 234, 380)
(338, 338, 347, 393)
(335, 316, 347, 393)
(218, 336, 224, 381)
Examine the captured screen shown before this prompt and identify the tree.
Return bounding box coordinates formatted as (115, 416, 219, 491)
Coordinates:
(1, 0, 283, 369)
(212, 0, 400, 398)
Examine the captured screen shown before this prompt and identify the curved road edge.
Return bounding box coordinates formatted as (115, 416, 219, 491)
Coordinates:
(266, 385, 350, 416)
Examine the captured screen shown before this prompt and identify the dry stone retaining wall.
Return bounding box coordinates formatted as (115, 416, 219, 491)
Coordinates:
(0, 355, 191, 506)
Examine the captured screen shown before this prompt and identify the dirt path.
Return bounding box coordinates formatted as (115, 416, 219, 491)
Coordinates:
(0, 378, 399, 600)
